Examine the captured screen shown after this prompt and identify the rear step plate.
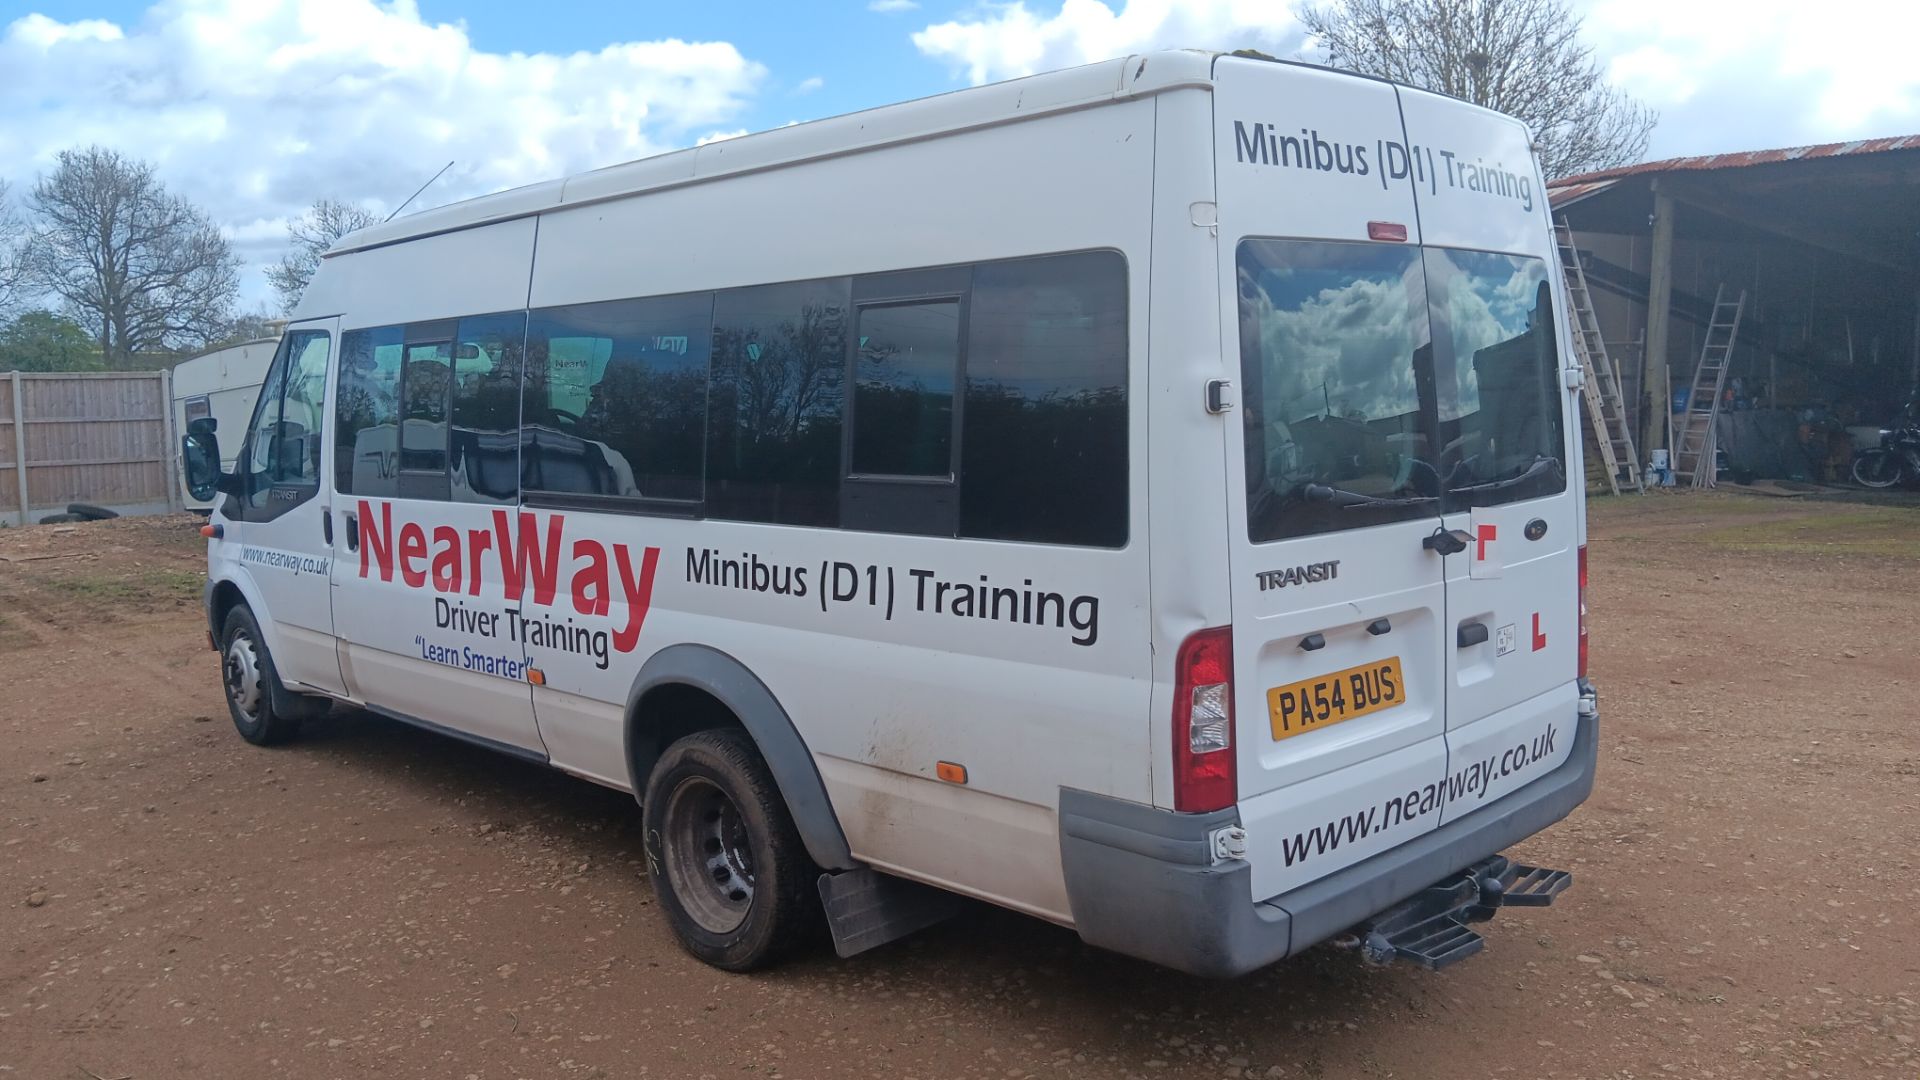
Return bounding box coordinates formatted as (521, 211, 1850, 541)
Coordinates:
(1344, 855, 1572, 971)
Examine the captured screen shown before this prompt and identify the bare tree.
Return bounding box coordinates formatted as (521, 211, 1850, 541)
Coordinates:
(0, 182, 29, 317)
(266, 198, 380, 314)
(26, 146, 239, 364)
(1300, 0, 1656, 179)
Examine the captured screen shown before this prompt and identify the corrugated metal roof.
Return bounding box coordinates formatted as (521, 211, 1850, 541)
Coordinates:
(1549, 134, 1920, 191)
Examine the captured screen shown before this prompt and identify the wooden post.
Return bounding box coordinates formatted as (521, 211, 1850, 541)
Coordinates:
(1644, 179, 1676, 455)
(159, 369, 183, 512)
(9, 371, 28, 525)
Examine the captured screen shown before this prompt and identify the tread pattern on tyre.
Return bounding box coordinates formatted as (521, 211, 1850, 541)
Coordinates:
(643, 727, 821, 971)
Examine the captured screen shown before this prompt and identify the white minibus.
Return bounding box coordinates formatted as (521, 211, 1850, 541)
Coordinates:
(181, 51, 1597, 977)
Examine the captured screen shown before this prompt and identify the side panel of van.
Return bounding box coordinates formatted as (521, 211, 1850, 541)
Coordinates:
(517, 101, 1162, 921)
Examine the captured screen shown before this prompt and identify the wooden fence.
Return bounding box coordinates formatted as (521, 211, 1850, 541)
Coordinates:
(1, 370, 181, 525)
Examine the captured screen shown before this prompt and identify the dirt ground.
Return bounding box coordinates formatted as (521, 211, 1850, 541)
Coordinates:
(3, 494, 1917, 1080)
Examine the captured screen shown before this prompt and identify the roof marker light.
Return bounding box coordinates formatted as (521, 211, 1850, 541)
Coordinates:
(1368, 221, 1409, 242)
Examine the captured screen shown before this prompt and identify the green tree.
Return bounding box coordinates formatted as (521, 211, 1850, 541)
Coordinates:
(0, 310, 102, 372)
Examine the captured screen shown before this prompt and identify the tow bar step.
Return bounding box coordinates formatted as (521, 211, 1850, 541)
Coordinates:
(1376, 913, 1484, 970)
(1500, 864, 1572, 907)
(1343, 856, 1573, 970)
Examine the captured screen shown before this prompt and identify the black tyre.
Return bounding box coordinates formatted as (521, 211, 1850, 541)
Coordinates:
(642, 728, 819, 971)
(37, 513, 84, 524)
(219, 606, 306, 746)
(1852, 450, 1904, 489)
(66, 502, 119, 521)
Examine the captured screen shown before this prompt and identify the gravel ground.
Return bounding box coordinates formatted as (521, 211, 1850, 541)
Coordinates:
(2, 494, 1916, 1079)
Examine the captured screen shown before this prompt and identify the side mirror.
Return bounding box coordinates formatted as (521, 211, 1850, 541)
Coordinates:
(182, 420, 224, 503)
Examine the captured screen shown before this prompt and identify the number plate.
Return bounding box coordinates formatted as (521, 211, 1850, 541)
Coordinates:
(1267, 657, 1405, 741)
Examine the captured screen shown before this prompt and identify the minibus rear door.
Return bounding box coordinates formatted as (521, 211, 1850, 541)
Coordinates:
(1396, 88, 1583, 822)
(1212, 57, 1454, 902)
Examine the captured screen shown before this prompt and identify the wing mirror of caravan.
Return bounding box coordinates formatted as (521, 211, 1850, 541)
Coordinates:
(182, 416, 234, 502)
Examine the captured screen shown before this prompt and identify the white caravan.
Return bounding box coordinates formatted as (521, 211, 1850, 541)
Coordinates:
(172, 336, 280, 511)
(181, 52, 1597, 977)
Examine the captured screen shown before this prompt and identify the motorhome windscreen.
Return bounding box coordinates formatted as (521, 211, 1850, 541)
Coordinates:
(1237, 239, 1567, 544)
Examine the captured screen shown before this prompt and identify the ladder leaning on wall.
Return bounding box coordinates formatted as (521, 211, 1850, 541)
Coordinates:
(1672, 286, 1747, 488)
(1553, 219, 1642, 494)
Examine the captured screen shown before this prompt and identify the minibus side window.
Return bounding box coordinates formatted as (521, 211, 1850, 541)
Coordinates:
(706, 280, 849, 527)
(449, 312, 525, 505)
(959, 251, 1128, 548)
(335, 326, 404, 497)
(522, 293, 710, 506)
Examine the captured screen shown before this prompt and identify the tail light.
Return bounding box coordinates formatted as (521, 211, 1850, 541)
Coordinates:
(1577, 545, 1589, 678)
(1172, 626, 1236, 813)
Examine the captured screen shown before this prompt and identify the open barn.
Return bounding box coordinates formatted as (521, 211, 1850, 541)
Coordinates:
(1550, 137, 1920, 489)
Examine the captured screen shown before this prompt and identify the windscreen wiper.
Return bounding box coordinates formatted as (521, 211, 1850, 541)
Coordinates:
(1302, 483, 1438, 509)
(1446, 456, 1563, 497)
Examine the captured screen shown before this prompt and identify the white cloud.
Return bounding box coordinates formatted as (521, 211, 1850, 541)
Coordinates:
(911, 0, 1302, 86)
(1582, 0, 1920, 155)
(696, 129, 750, 146)
(869, 0, 920, 12)
(0, 0, 766, 304)
(794, 75, 824, 95)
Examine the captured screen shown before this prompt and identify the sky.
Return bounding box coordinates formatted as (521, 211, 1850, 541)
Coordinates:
(3, 0, 1919, 312)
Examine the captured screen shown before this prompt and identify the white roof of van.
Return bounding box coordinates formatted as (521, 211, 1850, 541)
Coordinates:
(326, 50, 1222, 258)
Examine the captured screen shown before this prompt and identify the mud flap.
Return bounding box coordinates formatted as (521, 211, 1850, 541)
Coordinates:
(1339, 855, 1571, 970)
(817, 869, 967, 959)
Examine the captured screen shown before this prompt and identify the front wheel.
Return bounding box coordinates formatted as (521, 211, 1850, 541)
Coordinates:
(642, 728, 820, 971)
(1852, 449, 1904, 489)
(220, 606, 306, 746)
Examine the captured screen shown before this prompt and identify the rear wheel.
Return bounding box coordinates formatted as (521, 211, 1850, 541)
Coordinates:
(643, 728, 819, 971)
(220, 606, 307, 746)
(1852, 449, 1904, 489)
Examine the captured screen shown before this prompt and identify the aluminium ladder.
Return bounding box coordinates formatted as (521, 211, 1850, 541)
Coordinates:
(1553, 220, 1642, 494)
(1671, 285, 1747, 488)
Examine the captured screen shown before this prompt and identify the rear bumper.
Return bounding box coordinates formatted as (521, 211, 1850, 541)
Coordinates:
(1057, 691, 1597, 978)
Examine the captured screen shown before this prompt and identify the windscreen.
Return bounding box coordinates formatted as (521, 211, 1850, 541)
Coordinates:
(1237, 239, 1565, 544)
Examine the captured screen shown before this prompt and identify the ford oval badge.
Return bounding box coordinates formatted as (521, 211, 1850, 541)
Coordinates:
(1524, 518, 1548, 541)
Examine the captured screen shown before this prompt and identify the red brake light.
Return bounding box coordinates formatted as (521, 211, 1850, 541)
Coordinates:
(1367, 220, 1408, 242)
(1172, 626, 1236, 813)
(1577, 545, 1589, 678)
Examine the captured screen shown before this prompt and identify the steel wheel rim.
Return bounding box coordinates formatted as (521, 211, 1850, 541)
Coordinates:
(223, 632, 264, 721)
(661, 775, 755, 934)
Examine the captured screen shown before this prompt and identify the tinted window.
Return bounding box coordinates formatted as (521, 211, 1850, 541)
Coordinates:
(1237, 239, 1436, 543)
(852, 300, 959, 477)
(960, 251, 1128, 547)
(450, 312, 525, 504)
(335, 326, 403, 497)
(400, 340, 452, 476)
(1426, 250, 1567, 509)
(523, 294, 710, 503)
(706, 279, 848, 526)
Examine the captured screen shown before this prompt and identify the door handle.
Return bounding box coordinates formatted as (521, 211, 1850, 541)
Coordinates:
(322, 509, 333, 546)
(1424, 528, 1473, 556)
(344, 511, 359, 551)
(1458, 622, 1489, 648)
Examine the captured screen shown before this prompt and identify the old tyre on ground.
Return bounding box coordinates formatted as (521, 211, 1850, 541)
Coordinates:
(642, 727, 820, 971)
(220, 605, 307, 746)
(1851, 449, 1904, 489)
